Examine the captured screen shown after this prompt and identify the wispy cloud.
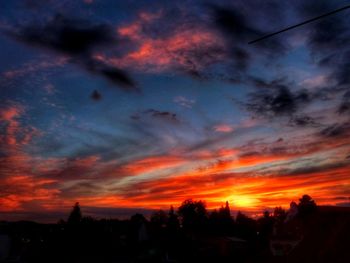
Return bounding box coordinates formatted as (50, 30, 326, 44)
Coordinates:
(174, 96, 195, 109)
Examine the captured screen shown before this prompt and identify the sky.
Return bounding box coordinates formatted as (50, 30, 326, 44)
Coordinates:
(0, 0, 350, 222)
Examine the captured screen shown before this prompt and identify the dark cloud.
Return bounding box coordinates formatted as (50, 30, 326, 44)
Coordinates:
(238, 75, 329, 127)
(210, 4, 286, 71)
(298, 1, 349, 52)
(247, 86, 295, 116)
(319, 51, 350, 90)
(319, 122, 350, 138)
(282, 160, 350, 177)
(288, 115, 318, 127)
(39, 158, 98, 180)
(298, 1, 350, 92)
(336, 52, 350, 87)
(211, 6, 253, 70)
(211, 4, 285, 50)
(7, 14, 136, 90)
(309, 14, 348, 52)
(84, 59, 135, 89)
(212, 6, 260, 40)
(12, 14, 114, 55)
(338, 93, 350, 115)
(245, 85, 310, 119)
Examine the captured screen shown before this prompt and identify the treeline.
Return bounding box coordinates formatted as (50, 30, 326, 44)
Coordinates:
(1, 195, 317, 263)
(65, 194, 317, 237)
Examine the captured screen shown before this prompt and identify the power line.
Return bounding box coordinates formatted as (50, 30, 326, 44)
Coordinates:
(248, 4, 350, 44)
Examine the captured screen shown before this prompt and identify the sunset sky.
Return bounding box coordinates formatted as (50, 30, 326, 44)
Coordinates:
(0, 0, 350, 222)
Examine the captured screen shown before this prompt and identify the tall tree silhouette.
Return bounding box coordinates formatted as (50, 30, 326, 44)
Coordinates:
(209, 202, 234, 235)
(178, 199, 207, 231)
(219, 201, 231, 219)
(167, 205, 180, 231)
(257, 211, 274, 245)
(68, 202, 82, 224)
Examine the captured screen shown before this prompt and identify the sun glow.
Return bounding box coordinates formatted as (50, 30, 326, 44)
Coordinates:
(229, 195, 259, 208)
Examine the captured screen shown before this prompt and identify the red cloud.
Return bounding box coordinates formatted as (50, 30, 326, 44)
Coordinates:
(0, 175, 60, 211)
(94, 11, 226, 74)
(119, 155, 187, 175)
(0, 105, 23, 146)
(0, 104, 59, 211)
(213, 124, 234, 133)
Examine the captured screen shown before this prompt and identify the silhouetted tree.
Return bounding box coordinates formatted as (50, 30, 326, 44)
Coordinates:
(273, 206, 287, 222)
(212, 201, 234, 234)
(68, 202, 82, 224)
(236, 211, 257, 239)
(219, 201, 231, 219)
(167, 205, 179, 231)
(298, 194, 317, 217)
(257, 211, 274, 244)
(178, 199, 207, 231)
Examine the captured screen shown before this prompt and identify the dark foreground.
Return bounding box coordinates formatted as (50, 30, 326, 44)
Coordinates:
(0, 198, 350, 263)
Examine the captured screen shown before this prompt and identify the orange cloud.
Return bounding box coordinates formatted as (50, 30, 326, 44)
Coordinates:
(95, 163, 349, 211)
